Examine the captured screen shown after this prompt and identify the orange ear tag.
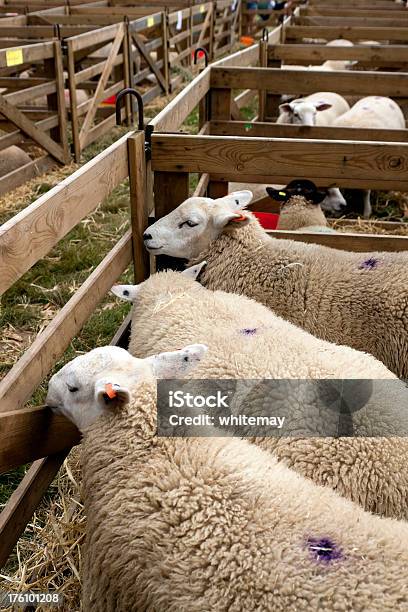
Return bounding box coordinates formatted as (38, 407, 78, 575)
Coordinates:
(105, 383, 117, 399)
(230, 214, 247, 223)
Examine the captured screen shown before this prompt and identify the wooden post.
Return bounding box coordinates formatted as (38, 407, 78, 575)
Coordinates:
(44, 41, 69, 163)
(153, 170, 189, 270)
(209, 1, 215, 61)
(258, 39, 268, 121)
(128, 131, 150, 284)
(208, 86, 231, 197)
(160, 11, 170, 95)
(67, 39, 80, 162)
(265, 56, 282, 122)
(123, 19, 132, 126)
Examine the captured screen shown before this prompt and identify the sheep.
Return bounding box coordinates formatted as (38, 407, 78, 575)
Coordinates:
(266, 179, 336, 232)
(112, 267, 408, 519)
(277, 91, 350, 126)
(0, 146, 31, 176)
(143, 191, 408, 379)
(333, 96, 406, 218)
(281, 39, 356, 72)
(230, 181, 347, 216)
(47, 345, 408, 612)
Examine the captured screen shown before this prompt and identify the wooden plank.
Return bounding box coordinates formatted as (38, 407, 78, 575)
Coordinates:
(0, 95, 66, 163)
(66, 22, 120, 53)
(0, 133, 130, 295)
(193, 172, 210, 197)
(265, 228, 408, 252)
(210, 66, 408, 97)
(303, 7, 408, 18)
(128, 132, 150, 284)
(0, 451, 71, 570)
(210, 120, 408, 143)
(131, 31, 166, 92)
(0, 40, 55, 68)
(284, 25, 408, 43)
(79, 23, 124, 149)
(268, 43, 408, 65)
(150, 65, 210, 132)
(296, 16, 408, 27)
(0, 155, 56, 197)
(0, 230, 133, 416)
(0, 407, 78, 474)
(150, 134, 408, 189)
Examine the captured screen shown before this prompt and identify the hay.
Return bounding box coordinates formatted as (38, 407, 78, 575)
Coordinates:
(0, 449, 84, 612)
(330, 218, 408, 236)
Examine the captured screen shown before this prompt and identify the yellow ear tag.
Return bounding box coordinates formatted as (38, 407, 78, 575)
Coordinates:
(279, 191, 286, 196)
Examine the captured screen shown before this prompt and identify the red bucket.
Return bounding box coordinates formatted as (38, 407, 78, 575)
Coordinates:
(252, 211, 279, 230)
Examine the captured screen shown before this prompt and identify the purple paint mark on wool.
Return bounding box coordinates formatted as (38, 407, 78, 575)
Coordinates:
(307, 537, 343, 563)
(359, 257, 380, 270)
(240, 327, 258, 336)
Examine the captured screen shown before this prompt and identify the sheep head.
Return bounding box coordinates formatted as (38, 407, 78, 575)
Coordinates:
(46, 344, 207, 430)
(143, 190, 253, 259)
(278, 99, 332, 126)
(267, 180, 346, 214)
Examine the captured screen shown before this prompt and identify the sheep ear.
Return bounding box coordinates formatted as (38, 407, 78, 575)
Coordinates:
(145, 344, 208, 379)
(279, 103, 293, 114)
(219, 190, 253, 209)
(213, 210, 250, 229)
(111, 284, 140, 302)
(95, 380, 131, 411)
(181, 261, 207, 281)
(266, 187, 288, 202)
(311, 190, 327, 205)
(315, 102, 332, 112)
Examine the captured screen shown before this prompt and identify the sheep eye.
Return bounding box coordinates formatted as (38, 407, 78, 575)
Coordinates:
(179, 220, 198, 229)
(67, 384, 79, 393)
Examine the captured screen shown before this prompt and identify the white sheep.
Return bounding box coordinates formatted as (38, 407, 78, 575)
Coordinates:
(333, 96, 406, 217)
(277, 91, 350, 126)
(0, 146, 31, 176)
(143, 191, 408, 379)
(281, 39, 356, 72)
(112, 267, 408, 519)
(47, 344, 408, 612)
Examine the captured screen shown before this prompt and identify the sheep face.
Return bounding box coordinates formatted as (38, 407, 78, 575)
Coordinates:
(321, 188, 347, 214)
(144, 190, 253, 259)
(46, 344, 207, 430)
(278, 100, 332, 126)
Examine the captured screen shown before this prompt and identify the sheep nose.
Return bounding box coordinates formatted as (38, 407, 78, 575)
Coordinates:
(143, 232, 152, 241)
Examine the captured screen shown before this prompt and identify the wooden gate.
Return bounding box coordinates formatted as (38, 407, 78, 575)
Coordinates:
(128, 12, 169, 105)
(0, 40, 69, 194)
(66, 21, 131, 161)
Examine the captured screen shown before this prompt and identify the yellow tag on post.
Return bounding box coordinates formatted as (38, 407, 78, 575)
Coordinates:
(147, 16, 154, 27)
(6, 48, 23, 67)
(200, 5, 205, 12)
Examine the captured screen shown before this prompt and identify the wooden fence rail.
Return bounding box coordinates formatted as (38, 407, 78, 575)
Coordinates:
(0, 130, 149, 570)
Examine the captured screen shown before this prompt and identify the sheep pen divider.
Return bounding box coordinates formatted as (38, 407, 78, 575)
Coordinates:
(0, 40, 70, 195)
(149, 63, 408, 251)
(0, 129, 150, 570)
